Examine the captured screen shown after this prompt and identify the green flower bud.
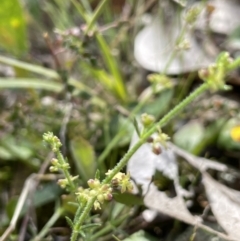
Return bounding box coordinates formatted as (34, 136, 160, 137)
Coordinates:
(152, 143, 162, 155)
(141, 113, 155, 127)
(87, 179, 100, 189)
(89, 189, 97, 196)
(94, 201, 101, 210)
(198, 68, 209, 80)
(49, 166, 58, 172)
(104, 193, 113, 201)
(58, 179, 67, 188)
(51, 158, 59, 165)
(97, 194, 104, 203)
(185, 6, 201, 24)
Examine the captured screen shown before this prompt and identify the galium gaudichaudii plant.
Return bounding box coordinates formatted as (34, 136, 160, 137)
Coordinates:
(43, 51, 240, 241)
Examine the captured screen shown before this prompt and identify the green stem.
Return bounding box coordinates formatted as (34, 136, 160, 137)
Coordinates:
(71, 0, 89, 21)
(34, 208, 64, 241)
(71, 197, 97, 241)
(163, 24, 187, 74)
(89, 214, 128, 240)
(85, 0, 110, 34)
(57, 152, 76, 191)
(102, 83, 209, 184)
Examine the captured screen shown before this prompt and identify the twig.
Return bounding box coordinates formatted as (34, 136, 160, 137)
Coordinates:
(60, 99, 73, 155)
(0, 172, 59, 241)
(198, 223, 237, 241)
(18, 155, 53, 241)
(43, 33, 62, 70)
(168, 142, 228, 172)
(33, 207, 64, 241)
(0, 176, 35, 241)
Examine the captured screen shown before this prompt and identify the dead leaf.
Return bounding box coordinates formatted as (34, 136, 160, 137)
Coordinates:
(169, 143, 228, 172)
(202, 173, 240, 240)
(144, 183, 200, 225)
(127, 132, 178, 194)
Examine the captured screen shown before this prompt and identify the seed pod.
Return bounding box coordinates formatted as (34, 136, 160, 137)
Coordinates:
(147, 136, 154, 143)
(111, 178, 119, 188)
(152, 143, 162, 155)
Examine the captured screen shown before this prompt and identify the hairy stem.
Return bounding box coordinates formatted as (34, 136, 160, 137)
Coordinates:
(102, 83, 209, 184)
(71, 197, 96, 241)
(85, 0, 110, 33)
(57, 152, 76, 191)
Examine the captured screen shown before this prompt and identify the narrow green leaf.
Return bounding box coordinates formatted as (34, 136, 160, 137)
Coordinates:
(0, 56, 59, 79)
(79, 231, 86, 238)
(65, 216, 74, 228)
(0, 56, 107, 103)
(133, 118, 141, 137)
(0, 135, 33, 161)
(68, 202, 79, 207)
(61, 195, 78, 215)
(0, 0, 28, 54)
(113, 192, 143, 206)
(95, 169, 100, 180)
(0, 78, 63, 92)
(81, 223, 102, 230)
(70, 137, 96, 182)
(96, 34, 127, 101)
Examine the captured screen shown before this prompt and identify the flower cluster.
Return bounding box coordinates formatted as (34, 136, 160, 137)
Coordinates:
(175, 38, 191, 51)
(199, 52, 232, 92)
(49, 158, 70, 172)
(43, 132, 62, 152)
(141, 113, 155, 128)
(140, 114, 170, 155)
(148, 129, 170, 155)
(43, 132, 78, 191)
(106, 170, 133, 193)
(58, 176, 79, 188)
(147, 74, 173, 93)
(76, 179, 113, 210)
(185, 6, 201, 25)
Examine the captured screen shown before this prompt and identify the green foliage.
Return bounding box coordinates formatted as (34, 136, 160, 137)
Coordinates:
(70, 137, 96, 182)
(0, 78, 63, 92)
(173, 121, 205, 153)
(123, 230, 159, 241)
(217, 118, 240, 150)
(0, 0, 28, 54)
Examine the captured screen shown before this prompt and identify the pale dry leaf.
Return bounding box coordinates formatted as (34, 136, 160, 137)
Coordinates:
(169, 142, 228, 172)
(202, 173, 240, 240)
(144, 183, 200, 225)
(127, 131, 177, 194)
(195, 0, 240, 35)
(134, 15, 212, 74)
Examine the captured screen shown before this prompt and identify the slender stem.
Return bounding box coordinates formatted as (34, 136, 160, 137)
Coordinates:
(71, 0, 89, 21)
(71, 197, 97, 241)
(89, 214, 128, 240)
(163, 24, 187, 74)
(102, 83, 209, 184)
(57, 152, 76, 191)
(85, 0, 110, 34)
(34, 208, 64, 241)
